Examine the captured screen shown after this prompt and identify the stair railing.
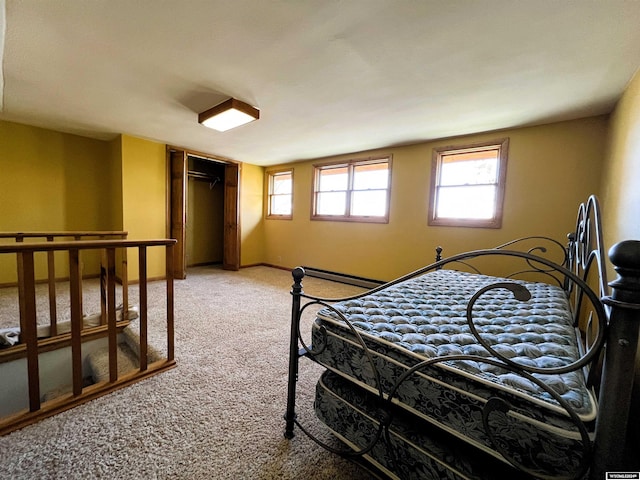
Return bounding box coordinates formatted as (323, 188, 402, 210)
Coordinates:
(0, 231, 129, 336)
(0, 238, 176, 435)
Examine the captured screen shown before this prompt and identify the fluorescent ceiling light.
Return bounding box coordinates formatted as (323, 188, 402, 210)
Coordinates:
(198, 98, 259, 132)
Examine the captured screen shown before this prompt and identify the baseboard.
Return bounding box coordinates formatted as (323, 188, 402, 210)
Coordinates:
(250, 263, 290, 271)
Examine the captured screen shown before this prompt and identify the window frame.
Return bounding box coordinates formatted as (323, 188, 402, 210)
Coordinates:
(428, 138, 509, 229)
(311, 156, 392, 223)
(266, 168, 293, 220)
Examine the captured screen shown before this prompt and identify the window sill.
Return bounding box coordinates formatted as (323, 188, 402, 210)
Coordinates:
(311, 215, 389, 224)
(428, 217, 502, 228)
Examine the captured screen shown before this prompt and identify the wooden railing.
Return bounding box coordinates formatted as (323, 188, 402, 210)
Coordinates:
(0, 231, 128, 241)
(0, 231, 129, 336)
(0, 238, 176, 435)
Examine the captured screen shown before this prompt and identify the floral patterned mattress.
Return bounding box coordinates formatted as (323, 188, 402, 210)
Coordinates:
(315, 369, 520, 480)
(311, 269, 595, 473)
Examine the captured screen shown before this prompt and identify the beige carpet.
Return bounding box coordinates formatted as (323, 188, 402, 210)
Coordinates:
(0, 265, 376, 480)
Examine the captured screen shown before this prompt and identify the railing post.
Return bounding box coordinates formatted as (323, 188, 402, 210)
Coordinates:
(46, 236, 58, 336)
(138, 246, 148, 371)
(591, 240, 640, 477)
(284, 267, 305, 439)
(166, 244, 175, 362)
(106, 247, 118, 382)
(74, 235, 85, 319)
(69, 248, 83, 396)
(122, 246, 129, 322)
(17, 251, 40, 411)
(16, 236, 24, 344)
(100, 249, 107, 325)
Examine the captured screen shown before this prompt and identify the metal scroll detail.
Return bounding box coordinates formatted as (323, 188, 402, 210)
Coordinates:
(284, 196, 611, 478)
(375, 271, 605, 479)
(289, 297, 387, 458)
(465, 276, 606, 376)
(495, 236, 569, 286)
(463, 278, 604, 479)
(571, 195, 608, 299)
(437, 236, 569, 282)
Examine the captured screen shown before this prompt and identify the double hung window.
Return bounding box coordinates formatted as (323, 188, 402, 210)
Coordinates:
(312, 157, 391, 223)
(428, 139, 508, 228)
(266, 169, 293, 219)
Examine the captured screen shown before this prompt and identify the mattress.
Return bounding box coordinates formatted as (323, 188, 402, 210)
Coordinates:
(315, 369, 520, 480)
(311, 269, 594, 476)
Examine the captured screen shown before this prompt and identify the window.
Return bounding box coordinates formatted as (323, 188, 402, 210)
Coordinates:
(312, 157, 391, 223)
(266, 169, 293, 219)
(428, 139, 508, 228)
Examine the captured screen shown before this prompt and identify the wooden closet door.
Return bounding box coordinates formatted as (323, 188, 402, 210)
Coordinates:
(223, 163, 240, 271)
(169, 150, 187, 279)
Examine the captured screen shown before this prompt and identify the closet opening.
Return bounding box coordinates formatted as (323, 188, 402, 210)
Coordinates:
(168, 147, 240, 279)
(186, 156, 226, 270)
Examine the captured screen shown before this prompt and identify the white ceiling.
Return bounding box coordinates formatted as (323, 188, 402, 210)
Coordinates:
(1, 0, 640, 166)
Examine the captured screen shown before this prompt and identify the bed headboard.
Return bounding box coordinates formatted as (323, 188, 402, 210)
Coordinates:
(498, 194, 638, 475)
(568, 195, 609, 299)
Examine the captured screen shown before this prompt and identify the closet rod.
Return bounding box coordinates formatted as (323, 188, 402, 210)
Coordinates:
(187, 170, 216, 180)
(187, 170, 221, 189)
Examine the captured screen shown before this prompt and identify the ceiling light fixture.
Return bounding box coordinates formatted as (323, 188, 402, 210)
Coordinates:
(198, 98, 260, 132)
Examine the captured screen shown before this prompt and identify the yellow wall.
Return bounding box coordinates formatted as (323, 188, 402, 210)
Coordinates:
(0, 121, 113, 232)
(0, 120, 260, 284)
(107, 136, 124, 231)
(263, 116, 608, 281)
(240, 163, 266, 266)
(0, 121, 113, 284)
(0, 115, 614, 284)
(119, 135, 168, 281)
(0, 124, 172, 287)
(601, 70, 640, 249)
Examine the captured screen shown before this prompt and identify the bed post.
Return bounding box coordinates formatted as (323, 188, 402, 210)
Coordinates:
(284, 267, 305, 439)
(435, 246, 443, 270)
(591, 240, 640, 478)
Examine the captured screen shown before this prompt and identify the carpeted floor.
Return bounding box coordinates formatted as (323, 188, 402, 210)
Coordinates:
(0, 265, 377, 480)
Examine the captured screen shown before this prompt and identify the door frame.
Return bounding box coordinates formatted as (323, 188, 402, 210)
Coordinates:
(167, 146, 241, 278)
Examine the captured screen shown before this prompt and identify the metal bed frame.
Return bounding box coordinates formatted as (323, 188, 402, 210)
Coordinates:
(284, 196, 640, 479)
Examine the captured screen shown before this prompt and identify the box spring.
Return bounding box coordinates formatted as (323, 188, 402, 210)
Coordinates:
(315, 369, 521, 480)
